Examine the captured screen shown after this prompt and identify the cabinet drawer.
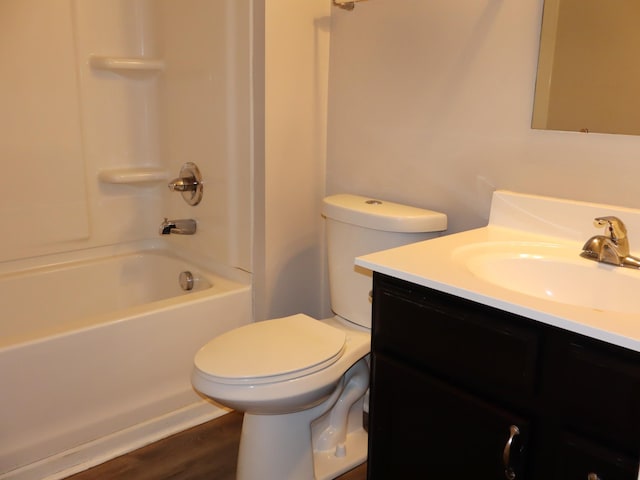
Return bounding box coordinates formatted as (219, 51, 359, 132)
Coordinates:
(550, 338, 640, 452)
(373, 276, 540, 400)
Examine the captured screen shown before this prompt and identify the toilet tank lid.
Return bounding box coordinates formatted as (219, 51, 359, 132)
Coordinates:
(322, 194, 447, 233)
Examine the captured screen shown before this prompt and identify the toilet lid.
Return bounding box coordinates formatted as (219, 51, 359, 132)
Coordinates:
(194, 314, 346, 384)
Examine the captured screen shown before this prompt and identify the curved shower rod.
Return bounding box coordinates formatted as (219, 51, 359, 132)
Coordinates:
(332, 0, 368, 11)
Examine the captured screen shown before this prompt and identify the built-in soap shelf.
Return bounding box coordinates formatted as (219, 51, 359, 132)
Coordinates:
(89, 55, 165, 78)
(98, 167, 169, 186)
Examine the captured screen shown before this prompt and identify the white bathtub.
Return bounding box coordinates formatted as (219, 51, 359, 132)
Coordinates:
(0, 242, 252, 479)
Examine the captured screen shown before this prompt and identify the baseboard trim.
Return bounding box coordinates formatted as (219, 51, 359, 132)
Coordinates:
(2, 401, 229, 480)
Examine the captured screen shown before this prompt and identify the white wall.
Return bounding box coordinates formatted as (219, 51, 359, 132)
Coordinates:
(326, 0, 640, 234)
(255, 0, 332, 320)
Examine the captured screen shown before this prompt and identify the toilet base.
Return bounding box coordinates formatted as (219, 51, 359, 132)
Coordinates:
(313, 427, 368, 480)
(237, 409, 318, 480)
(237, 409, 368, 480)
(236, 359, 369, 480)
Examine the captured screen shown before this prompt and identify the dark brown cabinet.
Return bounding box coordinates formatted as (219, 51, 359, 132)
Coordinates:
(367, 273, 639, 479)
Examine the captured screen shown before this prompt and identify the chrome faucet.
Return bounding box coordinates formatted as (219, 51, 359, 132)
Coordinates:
(581, 216, 640, 268)
(159, 218, 197, 235)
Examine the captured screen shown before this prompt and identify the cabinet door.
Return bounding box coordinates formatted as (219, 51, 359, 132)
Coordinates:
(551, 431, 639, 480)
(548, 338, 640, 453)
(368, 354, 531, 479)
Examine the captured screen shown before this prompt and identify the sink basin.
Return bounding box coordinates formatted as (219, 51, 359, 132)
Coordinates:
(453, 242, 640, 314)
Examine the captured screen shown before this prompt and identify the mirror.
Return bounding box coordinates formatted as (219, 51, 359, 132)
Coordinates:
(532, 0, 640, 136)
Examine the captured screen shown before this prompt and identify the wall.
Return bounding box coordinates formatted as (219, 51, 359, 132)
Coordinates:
(254, 0, 332, 321)
(326, 0, 640, 235)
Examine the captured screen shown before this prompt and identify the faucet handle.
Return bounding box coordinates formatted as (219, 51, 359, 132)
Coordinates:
(594, 216, 627, 241)
(168, 162, 203, 206)
(168, 177, 198, 192)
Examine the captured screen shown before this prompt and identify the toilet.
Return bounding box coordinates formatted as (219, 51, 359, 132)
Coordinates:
(191, 194, 447, 480)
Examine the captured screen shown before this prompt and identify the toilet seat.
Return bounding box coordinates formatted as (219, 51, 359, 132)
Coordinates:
(194, 314, 347, 385)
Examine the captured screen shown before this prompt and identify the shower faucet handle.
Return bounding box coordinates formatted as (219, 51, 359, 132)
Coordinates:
(168, 162, 203, 206)
(168, 178, 198, 192)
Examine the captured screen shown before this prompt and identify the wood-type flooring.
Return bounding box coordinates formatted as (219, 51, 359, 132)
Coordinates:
(65, 411, 367, 480)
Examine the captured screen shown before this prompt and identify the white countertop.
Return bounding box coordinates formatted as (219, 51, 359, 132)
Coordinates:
(356, 191, 640, 353)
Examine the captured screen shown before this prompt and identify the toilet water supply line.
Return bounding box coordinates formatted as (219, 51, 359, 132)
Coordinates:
(333, 0, 368, 11)
(314, 359, 369, 456)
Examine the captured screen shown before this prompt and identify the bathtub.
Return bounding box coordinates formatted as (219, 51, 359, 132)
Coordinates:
(0, 241, 252, 479)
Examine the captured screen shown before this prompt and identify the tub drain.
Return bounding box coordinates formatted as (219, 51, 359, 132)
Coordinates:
(179, 271, 195, 291)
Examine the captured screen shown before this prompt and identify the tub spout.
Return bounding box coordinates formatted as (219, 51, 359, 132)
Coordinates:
(160, 218, 197, 235)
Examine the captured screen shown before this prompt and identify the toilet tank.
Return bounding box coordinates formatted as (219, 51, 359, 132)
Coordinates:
(322, 194, 447, 329)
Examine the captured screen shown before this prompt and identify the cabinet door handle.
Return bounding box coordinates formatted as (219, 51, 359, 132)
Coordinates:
(587, 474, 601, 480)
(502, 424, 520, 480)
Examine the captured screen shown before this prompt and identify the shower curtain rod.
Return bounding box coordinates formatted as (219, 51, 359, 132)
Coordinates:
(332, 0, 368, 11)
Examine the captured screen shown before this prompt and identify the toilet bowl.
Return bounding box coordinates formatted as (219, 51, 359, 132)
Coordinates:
(192, 194, 447, 480)
(192, 314, 370, 480)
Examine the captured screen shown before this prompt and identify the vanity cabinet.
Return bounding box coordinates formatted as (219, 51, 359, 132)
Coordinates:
(367, 273, 639, 479)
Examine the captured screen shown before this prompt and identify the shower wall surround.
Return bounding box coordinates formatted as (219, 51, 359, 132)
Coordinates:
(0, 0, 251, 271)
(1, 1, 89, 257)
